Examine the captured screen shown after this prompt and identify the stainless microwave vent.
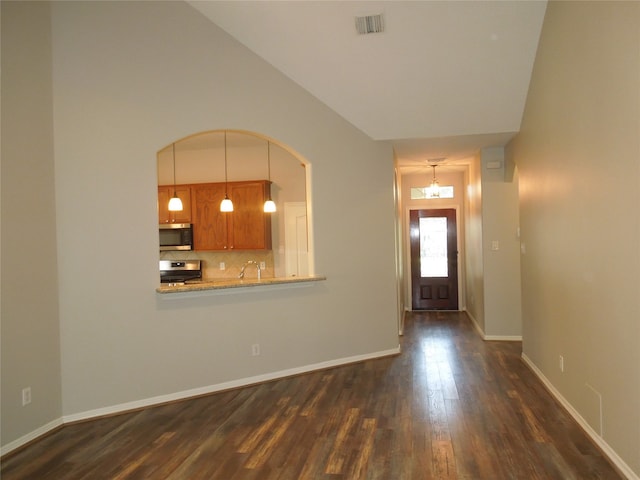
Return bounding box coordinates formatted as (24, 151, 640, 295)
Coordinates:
(355, 14, 384, 35)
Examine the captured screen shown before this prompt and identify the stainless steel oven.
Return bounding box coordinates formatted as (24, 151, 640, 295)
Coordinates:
(159, 260, 202, 285)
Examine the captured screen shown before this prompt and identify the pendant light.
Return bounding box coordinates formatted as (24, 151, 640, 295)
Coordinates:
(263, 141, 276, 213)
(220, 131, 234, 212)
(167, 143, 183, 211)
(428, 165, 440, 198)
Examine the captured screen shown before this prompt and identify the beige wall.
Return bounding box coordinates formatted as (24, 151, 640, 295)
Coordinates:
(480, 148, 522, 338)
(1, 0, 399, 450)
(464, 154, 485, 331)
(509, 1, 640, 475)
(1, 1, 63, 449)
(463, 148, 521, 339)
(393, 160, 406, 334)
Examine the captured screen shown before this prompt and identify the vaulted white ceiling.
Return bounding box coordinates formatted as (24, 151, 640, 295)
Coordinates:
(188, 1, 547, 168)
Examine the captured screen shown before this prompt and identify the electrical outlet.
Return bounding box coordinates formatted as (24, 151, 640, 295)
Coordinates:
(559, 355, 564, 372)
(259, 261, 266, 270)
(251, 344, 260, 356)
(22, 387, 31, 406)
(219, 262, 225, 270)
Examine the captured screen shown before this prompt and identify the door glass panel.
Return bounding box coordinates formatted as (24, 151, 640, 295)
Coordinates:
(419, 217, 448, 277)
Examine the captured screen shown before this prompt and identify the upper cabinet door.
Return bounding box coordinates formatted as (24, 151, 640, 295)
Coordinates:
(192, 183, 228, 251)
(158, 188, 171, 224)
(158, 186, 192, 224)
(228, 181, 272, 250)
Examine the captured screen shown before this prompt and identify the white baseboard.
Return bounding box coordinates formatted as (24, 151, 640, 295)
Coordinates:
(464, 309, 484, 337)
(1, 346, 400, 456)
(64, 346, 400, 424)
(0, 417, 63, 457)
(464, 310, 484, 339)
(463, 310, 522, 341)
(484, 334, 522, 341)
(521, 354, 639, 480)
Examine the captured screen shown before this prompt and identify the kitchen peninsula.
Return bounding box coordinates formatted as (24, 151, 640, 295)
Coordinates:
(156, 275, 326, 294)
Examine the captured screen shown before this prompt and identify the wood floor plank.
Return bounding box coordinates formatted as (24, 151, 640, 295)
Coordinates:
(347, 417, 377, 479)
(324, 407, 360, 474)
(299, 373, 333, 417)
(1, 311, 626, 480)
(244, 404, 300, 469)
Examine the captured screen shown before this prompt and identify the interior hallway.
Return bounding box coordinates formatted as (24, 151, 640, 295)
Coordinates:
(0, 312, 622, 479)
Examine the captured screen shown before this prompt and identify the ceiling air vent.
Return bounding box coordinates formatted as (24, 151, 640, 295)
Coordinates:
(355, 14, 384, 35)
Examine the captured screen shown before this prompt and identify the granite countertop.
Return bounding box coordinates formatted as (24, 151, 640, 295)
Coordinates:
(156, 275, 326, 294)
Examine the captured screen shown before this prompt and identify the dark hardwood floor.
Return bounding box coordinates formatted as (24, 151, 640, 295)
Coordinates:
(1, 311, 623, 479)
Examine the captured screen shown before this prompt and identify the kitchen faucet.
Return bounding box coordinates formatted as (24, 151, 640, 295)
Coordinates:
(238, 260, 261, 280)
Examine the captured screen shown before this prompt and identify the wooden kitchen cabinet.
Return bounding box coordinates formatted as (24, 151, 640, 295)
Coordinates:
(228, 181, 272, 250)
(158, 185, 192, 224)
(192, 182, 228, 250)
(191, 180, 272, 251)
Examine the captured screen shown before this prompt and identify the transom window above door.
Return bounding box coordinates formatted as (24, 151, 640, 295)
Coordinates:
(410, 186, 454, 199)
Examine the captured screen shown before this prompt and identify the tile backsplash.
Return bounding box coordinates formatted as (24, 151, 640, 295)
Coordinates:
(159, 250, 274, 280)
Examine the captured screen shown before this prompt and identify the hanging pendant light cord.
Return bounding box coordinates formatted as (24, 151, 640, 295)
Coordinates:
(219, 130, 234, 212)
(224, 132, 228, 195)
(172, 143, 177, 194)
(267, 142, 271, 182)
(263, 140, 276, 213)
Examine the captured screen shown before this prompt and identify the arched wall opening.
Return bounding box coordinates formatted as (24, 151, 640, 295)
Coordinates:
(157, 129, 312, 280)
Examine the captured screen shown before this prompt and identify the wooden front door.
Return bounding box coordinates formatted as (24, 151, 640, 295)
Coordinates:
(410, 208, 458, 310)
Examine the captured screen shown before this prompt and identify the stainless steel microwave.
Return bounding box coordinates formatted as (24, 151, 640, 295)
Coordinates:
(159, 223, 193, 251)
